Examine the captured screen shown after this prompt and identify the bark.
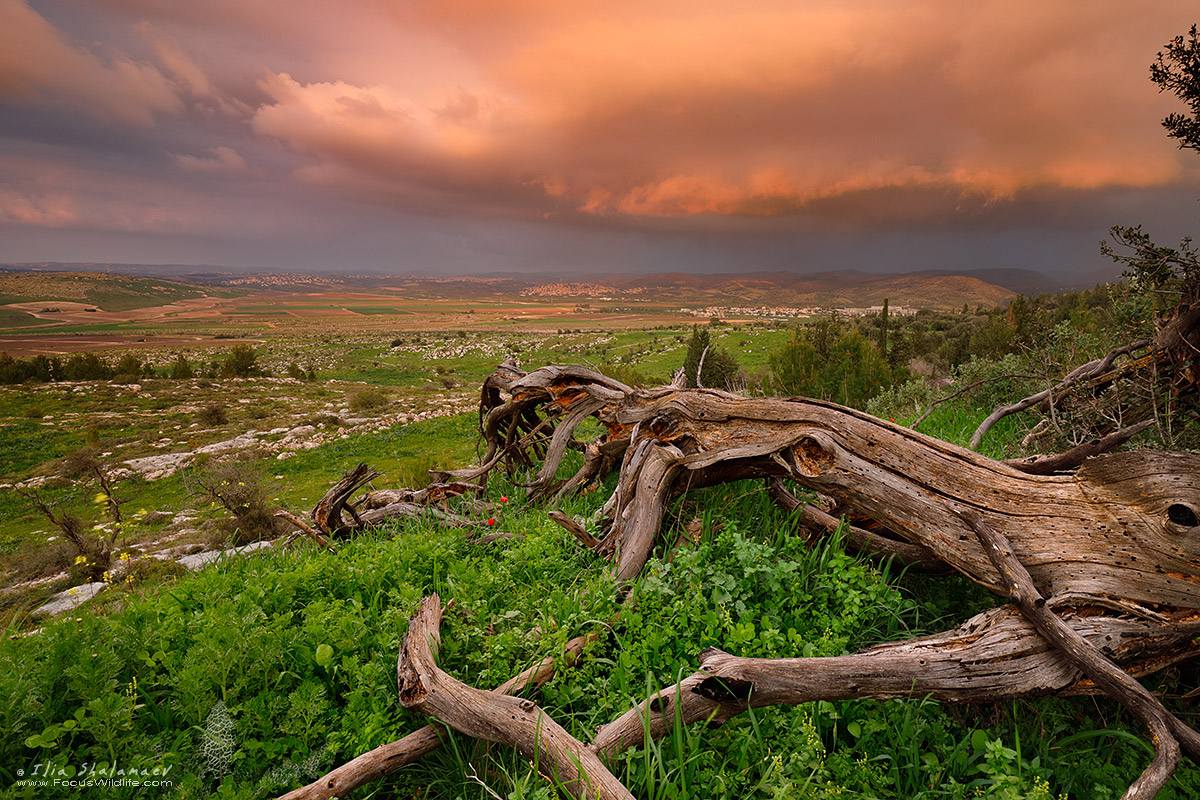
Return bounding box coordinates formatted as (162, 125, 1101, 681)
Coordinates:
(443, 362, 631, 499)
(765, 478, 943, 569)
(590, 605, 1200, 760)
(969, 338, 1152, 450)
(595, 386, 1200, 612)
(963, 510, 1197, 798)
(311, 462, 484, 537)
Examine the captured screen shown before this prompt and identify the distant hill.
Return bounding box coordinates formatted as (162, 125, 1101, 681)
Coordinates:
(560, 270, 1018, 310)
(0, 270, 242, 311)
(1, 263, 1020, 311)
(912, 268, 1063, 297)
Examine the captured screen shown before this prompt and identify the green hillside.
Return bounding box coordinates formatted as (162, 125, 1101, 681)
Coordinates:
(0, 272, 242, 311)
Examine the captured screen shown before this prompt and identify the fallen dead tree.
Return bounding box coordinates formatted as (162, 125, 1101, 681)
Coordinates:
(287, 311, 1199, 798)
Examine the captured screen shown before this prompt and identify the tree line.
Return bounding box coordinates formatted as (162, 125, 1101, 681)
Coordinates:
(0, 344, 316, 385)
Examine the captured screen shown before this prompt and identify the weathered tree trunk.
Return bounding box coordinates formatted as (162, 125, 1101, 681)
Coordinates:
(590, 605, 1200, 759)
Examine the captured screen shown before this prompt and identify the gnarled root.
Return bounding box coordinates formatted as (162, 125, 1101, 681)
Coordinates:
(310, 463, 485, 537)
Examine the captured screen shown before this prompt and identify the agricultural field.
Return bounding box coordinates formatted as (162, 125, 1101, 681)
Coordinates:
(0, 273, 1195, 799)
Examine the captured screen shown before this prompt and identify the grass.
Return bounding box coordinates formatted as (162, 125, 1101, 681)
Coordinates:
(2, 472, 1194, 798)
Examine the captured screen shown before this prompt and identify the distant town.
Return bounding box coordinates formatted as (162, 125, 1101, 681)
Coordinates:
(687, 304, 918, 319)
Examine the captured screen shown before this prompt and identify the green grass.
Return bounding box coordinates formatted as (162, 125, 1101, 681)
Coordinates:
(0, 308, 52, 329)
(2, 473, 1194, 799)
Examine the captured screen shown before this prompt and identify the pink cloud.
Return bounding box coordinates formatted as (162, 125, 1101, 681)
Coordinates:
(173, 146, 249, 174)
(0, 1, 181, 125)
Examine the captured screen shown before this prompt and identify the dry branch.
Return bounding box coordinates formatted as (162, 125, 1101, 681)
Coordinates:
(274, 510, 334, 552)
(590, 605, 1200, 761)
(397, 595, 632, 800)
(279, 629, 601, 800)
(765, 478, 942, 569)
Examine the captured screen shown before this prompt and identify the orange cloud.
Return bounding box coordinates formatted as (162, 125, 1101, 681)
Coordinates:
(243, 0, 1195, 224)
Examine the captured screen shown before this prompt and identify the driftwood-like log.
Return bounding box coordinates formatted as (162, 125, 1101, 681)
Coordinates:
(275, 509, 335, 551)
(397, 595, 632, 800)
(590, 605, 1200, 760)
(311, 463, 484, 536)
(462, 361, 1200, 798)
(441, 362, 631, 499)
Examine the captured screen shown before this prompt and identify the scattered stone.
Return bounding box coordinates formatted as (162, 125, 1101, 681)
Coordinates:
(124, 452, 191, 480)
(36, 582, 106, 616)
(176, 540, 274, 571)
(194, 432, 258, 456)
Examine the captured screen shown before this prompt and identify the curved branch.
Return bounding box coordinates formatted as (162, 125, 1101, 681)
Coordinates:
(1004, 419, 1157, 474)
(969, 339, 1152, 450)
(590, 605, 1200, 760)
(398, 595, 632, 800)
(911, 374, 1037, 430)
(962, 510, 1200, 765)
(280, 629, 601, 800)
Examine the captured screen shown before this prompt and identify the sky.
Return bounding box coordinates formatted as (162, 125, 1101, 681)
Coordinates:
(1, 0, 1199, 282)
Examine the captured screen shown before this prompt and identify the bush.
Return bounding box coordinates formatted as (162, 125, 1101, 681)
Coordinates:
(61, 352, 112, 381)
(220, 344, 262, 378)
(111, 353, 143, 383)
(197, 404, 228, 426)
(189, 454, 285, 546)
(170, 353, 195, 379)
(768, 319, 893, 408)
(349, 389, 388, 412)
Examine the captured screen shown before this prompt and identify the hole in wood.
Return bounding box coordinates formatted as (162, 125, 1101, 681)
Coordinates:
(792, 436, 835, 476)
(1167, 503, 1199, 527)
(695, 676, 754, 703)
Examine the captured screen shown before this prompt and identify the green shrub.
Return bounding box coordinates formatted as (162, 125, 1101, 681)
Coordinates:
(188, 454, 284, 547)
(220, 344, 262, 378)
(170, 353, 195, 379)
(349, 389, 388, 412)
(197, 404, 228, 427)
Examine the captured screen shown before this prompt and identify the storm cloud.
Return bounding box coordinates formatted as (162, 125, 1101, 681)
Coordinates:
(1, 0, 1198, 278)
